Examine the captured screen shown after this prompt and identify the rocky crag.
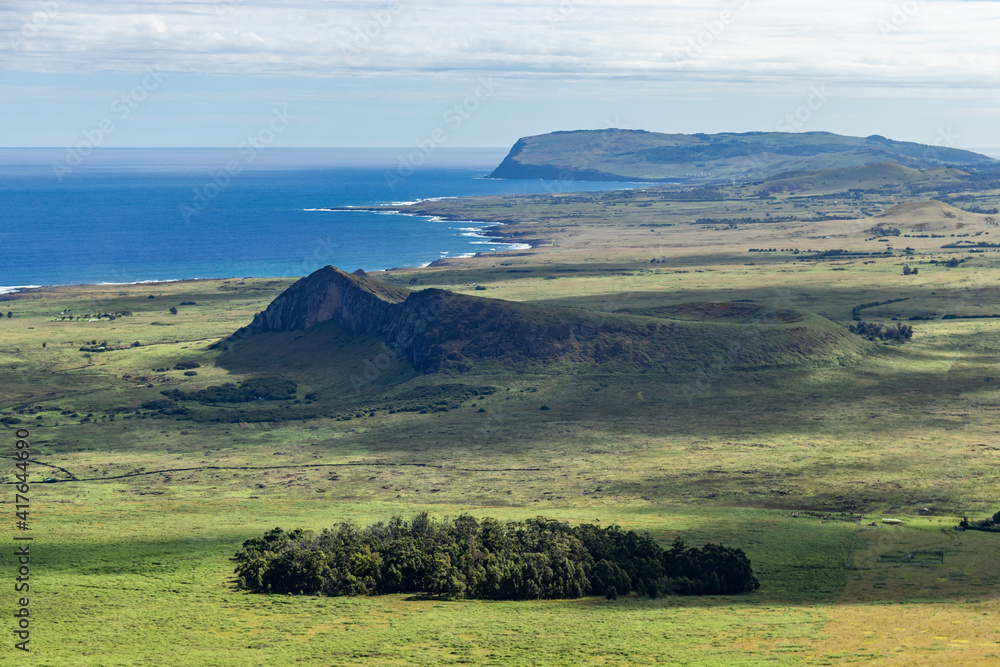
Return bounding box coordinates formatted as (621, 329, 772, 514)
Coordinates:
(226, 266, 868, 374)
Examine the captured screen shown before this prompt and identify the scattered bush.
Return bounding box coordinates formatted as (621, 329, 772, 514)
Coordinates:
(79, 341, 112, 352)
(162, 378, 297, 404)
(849, 320, 913, 342)
(173, 361, 201, 371)
(865, 224, 900, 237)
(850, 297, 909, 321)
(959, 511, 1000, 532)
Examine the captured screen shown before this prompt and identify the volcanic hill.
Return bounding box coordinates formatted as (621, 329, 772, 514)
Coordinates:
(225, 266, 870, 375)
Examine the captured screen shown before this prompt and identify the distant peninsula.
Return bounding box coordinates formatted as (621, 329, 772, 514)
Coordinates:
(488, 129, 997, 184)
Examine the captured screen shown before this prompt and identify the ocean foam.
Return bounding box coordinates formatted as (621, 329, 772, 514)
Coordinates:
(0, 285, 40, 295)
(96, 278, 192, 286)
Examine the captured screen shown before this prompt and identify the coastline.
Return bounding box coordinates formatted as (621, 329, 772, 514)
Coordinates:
(305, 204, 537, 271)
(0, 206, 538, 295)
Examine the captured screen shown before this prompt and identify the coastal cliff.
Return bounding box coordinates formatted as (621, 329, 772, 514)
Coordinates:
(488, 129, 996, 184)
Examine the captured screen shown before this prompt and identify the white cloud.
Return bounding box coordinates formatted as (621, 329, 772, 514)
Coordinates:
(1, 0, 999, 94)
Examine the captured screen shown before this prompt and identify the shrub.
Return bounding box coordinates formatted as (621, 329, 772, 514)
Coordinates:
(849, 320, 913, 342)
(163, 378, 297, 404)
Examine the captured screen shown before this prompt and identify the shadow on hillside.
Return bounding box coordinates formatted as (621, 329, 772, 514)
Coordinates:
(521, 282, 995, 324)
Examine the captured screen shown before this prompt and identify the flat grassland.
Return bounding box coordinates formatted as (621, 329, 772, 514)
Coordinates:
(4, 176, 1000, 665)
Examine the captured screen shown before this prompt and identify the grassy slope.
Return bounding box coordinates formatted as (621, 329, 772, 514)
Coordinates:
(757, 163, 968, 194)
(4, 176, 1000, 664)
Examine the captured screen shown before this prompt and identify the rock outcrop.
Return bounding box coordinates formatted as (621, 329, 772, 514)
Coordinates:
(231, 266, 409, 339)
(228, 266, 667, 372)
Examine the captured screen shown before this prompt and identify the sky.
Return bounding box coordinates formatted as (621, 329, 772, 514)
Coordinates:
(1, 0, 999, 150)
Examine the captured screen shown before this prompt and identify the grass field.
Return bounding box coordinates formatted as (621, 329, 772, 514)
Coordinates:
(4, 178, 1000, 664)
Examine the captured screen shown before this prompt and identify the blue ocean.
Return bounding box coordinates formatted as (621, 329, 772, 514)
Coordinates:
(0, 148, 642, 291)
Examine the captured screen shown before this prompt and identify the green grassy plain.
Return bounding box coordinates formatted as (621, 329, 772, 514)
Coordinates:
(4, 176, 1000, 664)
